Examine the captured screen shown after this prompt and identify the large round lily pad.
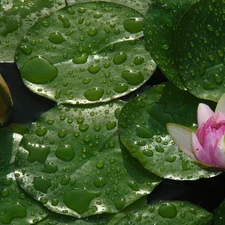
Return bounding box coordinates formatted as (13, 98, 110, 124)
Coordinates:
(0, 0, 65, 62)
(174, 0, 225, 102)
(0, 165, 48, 224)
(15, 101, 161, 218)
(15, 2, 156, 104)
(113, 201, 213, 224)
(119, 82, 219, 180)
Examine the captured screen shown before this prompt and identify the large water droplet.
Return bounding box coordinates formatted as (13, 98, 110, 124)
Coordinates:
(33, 177, 51, 193)
(73, 54, 88, 64)
(136, 125, 153, 138)
(20, 56, 58, 84)
(124, 18, 143, 33)
(127, 181, 139, 191)
(115, 198, 126, 210)
(63, 188, 100, 214)
(113, 52, 127, 65)
(48, 32, 66, 44)
(84, 88, 104, 101)
(88, 65, 101, 74)
(93, 177, 106, 187)
(35, 127, 47, 136)
(55, 145, 75, 161)
(121, 70, 144, 85)
(114, 83, 129, 93)
(158, 203, 177, 218)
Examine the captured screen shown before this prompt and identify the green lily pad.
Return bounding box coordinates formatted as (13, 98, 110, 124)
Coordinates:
(0, 129, 22, 169)
(0, 164, 48, 224)
(0, 0, 65, 62)
(144, 0, 198, 90)
(15, 101, 161, 218)
(119, 82, 219, 180)
(15, 2, 156, 104)
(214, 198, 225, 225)
(112, 201, 213, 224)
(67, 0, 150, 15)
(0, 74, 13, 125)
(173, 0, 225, 102)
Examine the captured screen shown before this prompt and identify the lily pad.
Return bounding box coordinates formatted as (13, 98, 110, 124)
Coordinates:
(0, 74, 13, 125)
(0, 129, 22, 169)
(173, 0, 225, 101)
(0, 164, 48, 224)
(67, 0, 150, 15)
(144, 0, 198, 90)
(119, 82, 219, 180)
(15, 2, 156, 104)
(15, 101, 161, 218)
(112, 201, 213, 224)
(0, 0, 65, 62)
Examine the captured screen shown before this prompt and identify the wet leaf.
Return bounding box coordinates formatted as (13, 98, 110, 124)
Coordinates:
(214, 198, 225, 225)
(144, 0, 198, 90)
(0, 0, 65, 62)
(67, 0, 150, 15)
(112, 201, 213, 225)
(15, 2, 156, 104)
(0, 164, 48, 224)
(119, 82, 219, 180)
(0, 129, 22, 169)
(15, 101, 161, 218)
(0, 74, 13, 125)
(173, 0, 225, 102)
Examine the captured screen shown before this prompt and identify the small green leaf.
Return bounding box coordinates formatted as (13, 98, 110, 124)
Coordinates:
(16, 2, 156, 104)
(173, 0, 225, 101)
(0, 0, 65, 62)
(144, 0, 198, 90)
(113, 201, 213, 225)
(119, 82, 219, 180)
(15, 101, 161, 218)
(0, 165, 48, 224)
(214, 198, 225, 225)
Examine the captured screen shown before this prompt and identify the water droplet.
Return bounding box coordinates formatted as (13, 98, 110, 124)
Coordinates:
(60, 176, 71, 185)
(58, 15, 71, 28)
(63, 188, 100, 214)
(73, 54, 88, 64)
(20, 45, 32, 55)
(79, 124, 89, 131)
(114, 83, 129, 93)
(77, 117, 84, 123)
(121, 70, 144, 85)
(87, 65, 101, 74)
(35, 127, 47, 136)
(23, 142, 50, 164)
(96, 161, 104, 169)
(113, 52, 127, 65)
(42, 163, 58, 173)
(55, 145, 75, 161)
(33, 177, 51, 193)
(48, 32, 66, 44)
(155, 146, 164, 153)
(94, 124, 101, 131)
(133, 56, 144, 65)
(20, 56, 58, 84)
(88, 28, 98, 36)
(84, 88, 104, 101)
(158, 203, 177, 218)
(165, 156, 176, 162)
(58, 129, 67, 138)
(136, 125, 153, 138)
(94, 177, 106, 187)
(143, 150, 153, 157)
(124, 18, 143, 33)
(203, 79, 216, 90)
(106, 121, 116, 130)
(115, 198, 126, 210)
(127, 181, 139, 191)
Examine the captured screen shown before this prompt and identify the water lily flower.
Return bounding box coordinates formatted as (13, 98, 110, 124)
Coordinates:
(166, 94, 225, 170)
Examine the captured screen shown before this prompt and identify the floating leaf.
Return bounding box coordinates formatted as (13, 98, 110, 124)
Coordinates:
(173, 0, 225, 101)
(112, 201, 213, 224)
(15, 2, 156, 104)
(214, 198, 225, 225)
(67, 0, 150, 15)
(0, 165, 48, 224)
(0, 74, 13, 125)
(0, 129, 22, 169)
(0, 0, 65, 62)
(144, 0, 198, 90)
(15, 101, 161, 218)
(119, 82, 219, 180)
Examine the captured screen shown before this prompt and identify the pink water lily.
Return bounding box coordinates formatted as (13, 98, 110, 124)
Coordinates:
(166, 94, 225, 169)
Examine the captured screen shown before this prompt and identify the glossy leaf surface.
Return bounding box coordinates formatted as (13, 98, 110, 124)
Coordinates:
(16, 2, 156, 104)
(113, 201, 213, 224)
(174, 0, 225, 101)
(15, 101, 161, 218)
(119, 82, 219, 180)
(144, 0, 198, 90)
(0, 165, 48, 224)
(0, 0, 65, 62)
(214, 198, 225, 225)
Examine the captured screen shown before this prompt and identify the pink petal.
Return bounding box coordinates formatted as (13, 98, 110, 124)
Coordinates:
(191, 132, 211, 164)
(197, 103, 214, 127)
(215, 93, 225, 114)
(166, 123, 195, 159)
(214, 112, 225, 123)
(213, 135, 225, 168)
